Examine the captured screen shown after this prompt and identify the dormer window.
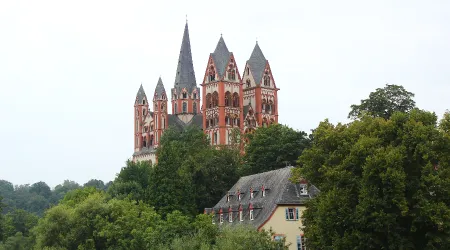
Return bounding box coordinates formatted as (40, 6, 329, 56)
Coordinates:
(300, 184, 308, 195)
(239, 205, 243, 221)
(237, 190, 241, 201)
(226, 194, 230, 202)
(249, 204, 254, 221)
(261, 185, 266, 197)
(219, 209, 223, 224)
(250, 188, 254, 199)
(228, 207, 233, 223)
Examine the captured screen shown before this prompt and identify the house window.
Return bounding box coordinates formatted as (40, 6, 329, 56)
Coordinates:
(285, 208, 299, 221)
(183, 102, 187, 113)
(300, 184, 308, 195)
(298, 235, 307, 250)
(249, 209, 254, 220)
(229, 208, 233, 222)
(274, 235, 284, 242)
(219, 213, 223, 224)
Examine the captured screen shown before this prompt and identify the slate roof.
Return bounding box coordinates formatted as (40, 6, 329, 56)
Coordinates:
(211, 36, 231, 78)
(243, 104, 251, 117)
(247, 43, 267, 85)
(167, 114, 203, 131)
(132, 146, 156, 156)
(207, 167, 319, 228)
(136, 84, 147, 104)
(154, 77, 166, 100)
(173, 23, 197, 94)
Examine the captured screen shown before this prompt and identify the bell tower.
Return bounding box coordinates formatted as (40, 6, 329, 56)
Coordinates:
(153, 77, 168, 147)
(134, 84, 149, 152)
(171, 22, 200, 123)
(201, 35, 243, 146)
(242, 42, 279, 134)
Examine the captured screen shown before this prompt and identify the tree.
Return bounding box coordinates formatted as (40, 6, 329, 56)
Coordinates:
(83, 179, 106, 190)
(0, 232, 34, 250)
(2, 209, 38, 239)
(108, 160, 152, 202)
(0, 196, 5, 242)
(29, 182, 52, 199)
(242, 124, 310, 176)
(293, 109, 450, 249)
(348, 84, 416, 119)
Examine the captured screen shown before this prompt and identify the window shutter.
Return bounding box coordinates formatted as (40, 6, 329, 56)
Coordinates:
(296, 208, 299, 221)
(297, 235, 302, 250)
(285, 208, 289, 220)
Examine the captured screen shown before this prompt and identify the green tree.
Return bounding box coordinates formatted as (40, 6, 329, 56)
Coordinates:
(0, 196, 5, 242)
(3, 209, 38, 239)
(108, 160, 152, 202)
(29, 182, 52, 199)
(293, 109, 450, 249)
(348, 84, 416, 119)
(242, 124, 310, 175)
(0, 232, 34, 250)
(83, 179, 106, 190)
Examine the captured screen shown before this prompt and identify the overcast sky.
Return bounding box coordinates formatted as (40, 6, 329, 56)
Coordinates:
(0, 0, 449, 188)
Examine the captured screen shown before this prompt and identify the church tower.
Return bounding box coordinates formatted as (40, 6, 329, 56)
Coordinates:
(153, 77, 168, 147)
(134, 84, 150, 151)
(242, 42, 279, 134)
(171, 22, 200, 123)
(201, 36, 243, 146)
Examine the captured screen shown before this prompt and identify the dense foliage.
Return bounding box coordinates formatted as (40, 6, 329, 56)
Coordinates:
(242, 124, 310, 175)
(348, 84, 416, 119)
(293, 109, 450, 249)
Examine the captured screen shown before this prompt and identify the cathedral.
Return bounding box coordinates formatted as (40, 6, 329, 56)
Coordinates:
(133, 22, 279, 164)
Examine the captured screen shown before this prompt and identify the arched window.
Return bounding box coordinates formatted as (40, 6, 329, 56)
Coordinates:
(155, 103, 158, 110)
(209, 66, 215, 81)
(214, 132, 218, 145)
(142, 136, 147, 147)
(264, 75, 270, 86)
(246, 67, 250, 75)
(212, 92, 219, 107)
(262, 99, 267, 113)
(174, 103, 178, 114)
(231, 70, 236, 80)
(232, 93, 239, 107)
(206, 93, 212, 108)
(225, 91, 231, 107)
(193, 102, 197, 114)
(246, 79, 251, 88)
(183, 102, 187, 113)
(193, 93, 197, 99)
(150, 135, 154, 146)
(182, 92, 187, 99)
(268, 100, 273, 113)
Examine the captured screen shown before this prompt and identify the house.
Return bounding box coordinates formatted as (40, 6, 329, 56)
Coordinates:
(204, 166, 319, 250)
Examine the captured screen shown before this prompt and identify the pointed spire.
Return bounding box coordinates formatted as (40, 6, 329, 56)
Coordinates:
(173, 22, 197, 93)
(212, 36, 231, 78)
(154, 77, 166, 100)
(136, 84, 147, 104)
(247, 42, 267, 85)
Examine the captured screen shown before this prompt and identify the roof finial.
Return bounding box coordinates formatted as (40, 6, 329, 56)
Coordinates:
(256, 37, 258, 44)
(186, 14, 188, 24)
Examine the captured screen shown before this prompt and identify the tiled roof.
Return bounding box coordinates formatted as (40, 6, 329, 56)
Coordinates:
(136, 84, 147, 104)
(154, 77, 166, 100)
(207, 167, 319, 228)
(211, 36, 231, 78)
(173, 23, 197, 93)
(247, 43, 267, 85)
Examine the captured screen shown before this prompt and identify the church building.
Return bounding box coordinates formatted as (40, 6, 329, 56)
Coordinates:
(133, 22, 279, 164)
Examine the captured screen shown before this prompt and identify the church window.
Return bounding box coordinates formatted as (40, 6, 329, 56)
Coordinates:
(206, 93, 212, 108)
(150, 135, 154, 146)
(174, 103, 178, 114)
(193, 102, 197, 114)
(214, 132, 218, 145)
(161, 103, 165, 112)
(232, 93, 239, 107)
(246, 79, 251, 88)
(212, 92, 219, 107)
(206, 120, 209, 128)
(143, 100, 146, 104)
(142, 136, 147, 147)
(225, 91, 231, 107)
(193, 93, 197, 99)
(182, 92, 187, 99)
(246, 67, 250, 75)
(143, 109, 146, 116)
(174, 94, 177, 99)
(225, 116, 229, 125)
(163, 118, 166, 129)
(264, 75, 270, 86)
(155, 103, 158, 110)
(209, 66, 216, 81)
(183, 102, 187, 113)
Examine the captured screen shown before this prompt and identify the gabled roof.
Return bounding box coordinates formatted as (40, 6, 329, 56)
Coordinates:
(136, 84, 147, 104)
(209, 167, 319, 228)
(247, 43, 267, 85)
(173, 23, 197, 93)
(154, 77, 166, 100)
(211, 36, 231, 78)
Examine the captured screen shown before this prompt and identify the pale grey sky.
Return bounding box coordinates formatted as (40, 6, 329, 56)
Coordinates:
(0, 0, 449, 187)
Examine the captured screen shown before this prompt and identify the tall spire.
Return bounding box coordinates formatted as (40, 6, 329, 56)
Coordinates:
(154, 77, 166, 100)
(212, 36, 231, 78)
(173, 22, 197, 92)
(247, 42, 267, 85)
(136, 84, 147, 103)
